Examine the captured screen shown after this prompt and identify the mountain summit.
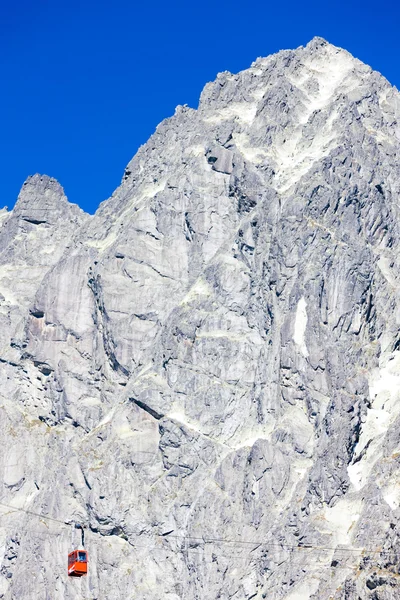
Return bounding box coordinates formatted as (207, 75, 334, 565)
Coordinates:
(1, 39, 400, 599)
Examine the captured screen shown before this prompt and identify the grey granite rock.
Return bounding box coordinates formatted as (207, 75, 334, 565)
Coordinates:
(1, 37, 400, 599)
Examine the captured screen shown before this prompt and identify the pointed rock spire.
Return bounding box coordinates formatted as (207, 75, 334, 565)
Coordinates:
(14, 174, 87, 224)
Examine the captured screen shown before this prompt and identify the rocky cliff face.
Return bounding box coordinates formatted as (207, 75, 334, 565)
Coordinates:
(1, 37, 400, 599)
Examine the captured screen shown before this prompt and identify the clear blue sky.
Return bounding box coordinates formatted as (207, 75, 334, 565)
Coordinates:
(1, 0, 399, 214)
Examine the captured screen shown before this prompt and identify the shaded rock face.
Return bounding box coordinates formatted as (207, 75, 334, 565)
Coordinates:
(1, 37, 400, 599)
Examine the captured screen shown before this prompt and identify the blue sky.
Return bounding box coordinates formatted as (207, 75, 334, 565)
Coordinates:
(1, 0, 399, 214)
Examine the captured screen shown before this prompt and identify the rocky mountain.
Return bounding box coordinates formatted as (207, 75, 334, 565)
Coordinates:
(1, 36, 400, 599)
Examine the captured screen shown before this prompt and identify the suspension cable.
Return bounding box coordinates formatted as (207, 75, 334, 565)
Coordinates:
(0, 500, 398, 558)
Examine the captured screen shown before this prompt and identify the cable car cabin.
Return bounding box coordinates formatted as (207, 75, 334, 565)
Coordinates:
(68, 550, 88, 577)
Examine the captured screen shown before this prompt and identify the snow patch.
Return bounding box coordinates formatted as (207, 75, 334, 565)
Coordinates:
(136, 180, 167, 203)
(272, 48, 357, 193)
(4, 446, 25, 487)
(282, 405, 314, 455)
(251, 87, 266, 101)
(166, 410, 202, 435)
(317, 497, 362, 546)
(273, 110, 338, 193)
(81, 397, 102, 407)
(382, 479, 400, 510)
(293, 297, 308, 357)
(115, 424, 136, 440)
(300, 48, 355, 114)
(230, 426, 275, 451)
(86, 181, 166, 252)
(96, 407, 117, 428)
(181, 278, 212, 304)
(204, 48, 359, 197)
(233, 132, 269, 164)
(85, 229, 118, 252)
(348, 352, 400, 490)
(204, 102, 257, 125)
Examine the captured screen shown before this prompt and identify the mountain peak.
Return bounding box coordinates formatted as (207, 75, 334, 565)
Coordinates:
(305, 35, 331, 50)
(19, 173, 65, 200)
(13, 173, 88, 223)
(2, 40, 400, 600)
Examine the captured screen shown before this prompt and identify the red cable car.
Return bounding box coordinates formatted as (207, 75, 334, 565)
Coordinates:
(68, 549, 88, 577)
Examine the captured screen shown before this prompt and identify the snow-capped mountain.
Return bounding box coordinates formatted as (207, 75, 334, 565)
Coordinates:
(1, 37, 400, 599)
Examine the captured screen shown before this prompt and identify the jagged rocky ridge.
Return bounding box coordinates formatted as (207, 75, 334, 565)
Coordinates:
(1, 37, 400, 599)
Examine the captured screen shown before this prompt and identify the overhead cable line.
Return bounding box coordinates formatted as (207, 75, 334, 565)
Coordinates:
(1, 500, 398, 559)
(162, 533, 398, 556)
(0, 501, 71, 527)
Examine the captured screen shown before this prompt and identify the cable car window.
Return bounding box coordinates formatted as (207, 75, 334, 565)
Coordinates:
(78, 552, 86, 562)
